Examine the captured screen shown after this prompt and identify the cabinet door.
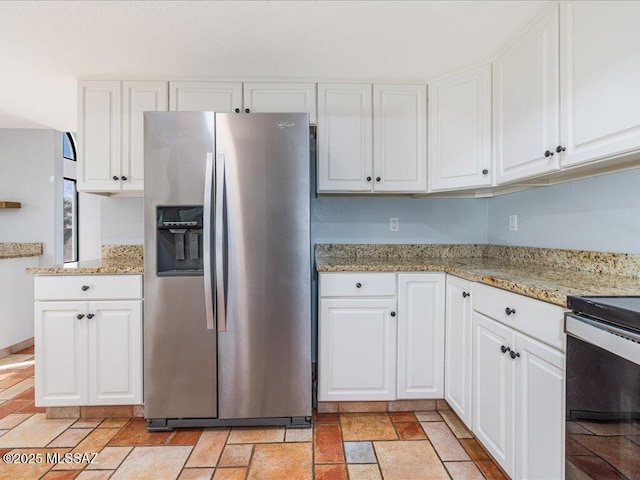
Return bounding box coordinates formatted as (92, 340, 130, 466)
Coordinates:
(444, 275, 473, 427)
(244, 82, 317, 124)
(473, 312, 515, 478)
(319, 298, 396, 401)
(560, 1, 640, 168)
(34, 302, 88, 406)
(88, 301, 143, 405)
(169, 81, 242, 112)
(373, 84, 427, 192)
(429, 65, 492, 191)
(121, 81, 168, 192)
(494, 6, 560, 184)
(397, 273, 444, 399)
(514, 332, 565, 480)
(77, 81, 122, 192)
(317, 83, 373, 192)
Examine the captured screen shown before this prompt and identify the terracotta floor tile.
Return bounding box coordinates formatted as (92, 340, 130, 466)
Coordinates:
(475, 460, 509, 480)
(566, 436, 593, 455)
(213, 467, 247, 480)
(314, 423, 345, 464)
(285, 427, 312, 442)
(169, 428, 203, 445)
(185, 428, 229, 467)
(439, 410, 473, 439)
(459, 438, 491, 461)
(567, 456, 626, 480)
(51, 428, 122, 471)
(0, 413, 74, 447)
(628, 435, 640, 447)
(313, 412, 339, 423)
(420, 422, 469, 461)
(0, 354, 33, 367)
(108, 418, 171, 446)
(374, 440, 449, 480)
(48, 428, 93, 448)
(415, 411, 442, 422)
(98, 417, 130, 429)
(247, 442, 312, 480)
(0, 399, 29, 419)
(0, 413, 32, 429)
(71, 419, 103, 429)
(178, 468, 215, 480)
(347, 464, 383, 480)
(571, 434, 640, 479)
(395, 422, 427, 440)
(13, 387, 34, 401)
(576, 420, 640, 436)
(85, 445, 133, 470)
(340, 413, 397, 441)
(40, 471, 81, 480)
(75, 471, 114, 480)
(227, 426, 284, 444)
(110, 445, 192, 480)
(0, 447, 69, 480)
(444, 461, 485, 480)
(389, 412, 417, 423)
(218, 443, 253, 467)
(436, 400, 451, 411)
(0, 378, 35, 400)
(315, 464, 348, 480)
(0, 430, 6, 438)
(344, 441, 376, 463)
(15, 400, 46, 414)
(0, 375, 24, 390)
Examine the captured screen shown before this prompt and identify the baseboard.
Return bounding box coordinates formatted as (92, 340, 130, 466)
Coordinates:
(0, 337, 34, 359)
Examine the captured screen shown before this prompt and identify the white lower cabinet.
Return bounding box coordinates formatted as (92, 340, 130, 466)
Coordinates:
(472, 284, 565, 480)
(444, 275, 473, 427)
(34, 275, 143, 407)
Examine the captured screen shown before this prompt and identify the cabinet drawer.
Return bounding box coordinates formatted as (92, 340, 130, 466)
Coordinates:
(320, 273, 396, 297)
(473, 283, 565, 350)
(34, 275, 142, 301)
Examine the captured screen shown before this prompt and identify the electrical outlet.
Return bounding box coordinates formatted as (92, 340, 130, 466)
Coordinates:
(390, 217, 399, 232)
(509, 214, 518, 231)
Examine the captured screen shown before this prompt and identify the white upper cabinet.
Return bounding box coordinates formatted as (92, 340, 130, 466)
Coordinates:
(243, 82, 317, 123)
(429, 65, 492, 191)
(169, 81, 242, 112)
(122, 81, 168, 191)
(373, 84, 427, 192)
(317, 83, 373, 192)
(560, 1, 640, 168)
(78, 81, 122, 192)
(494, 5, 560, 184)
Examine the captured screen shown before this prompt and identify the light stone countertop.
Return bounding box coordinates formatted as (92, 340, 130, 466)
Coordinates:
(0, 243, 43, 260)
(26, 245, 143, 275)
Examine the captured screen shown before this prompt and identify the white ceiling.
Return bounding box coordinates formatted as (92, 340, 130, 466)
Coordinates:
(0, 0, 552, 132)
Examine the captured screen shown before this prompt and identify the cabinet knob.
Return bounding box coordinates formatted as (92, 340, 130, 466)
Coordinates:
(121, 175, 127, 181)
(366, 176, 372, 182)
(482, 169, 489, 175)
(356, 283, 362, 288)
(376, 177, 381, 182)
(245, 108, 250, 113)
(390, 311, 396, 317)
(500, 345, 510, 354)
(234, 108, 240, 113)
(556, 145, 566, 153)
(113, 176, 119, 181)
(76, 314, 85, 320)
(510, 350, 521, 359)
(86, 313, 95, 319)
(544, 150, 554, 158)
(505, 307, 516, 316)
(81, 285, 90, 291)
(462, 291, 470, 298)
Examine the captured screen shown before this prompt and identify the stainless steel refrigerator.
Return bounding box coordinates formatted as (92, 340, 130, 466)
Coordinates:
(143, 112, 311, 430)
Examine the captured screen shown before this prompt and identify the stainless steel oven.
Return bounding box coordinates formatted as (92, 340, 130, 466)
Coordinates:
(565, 296, 640, 480)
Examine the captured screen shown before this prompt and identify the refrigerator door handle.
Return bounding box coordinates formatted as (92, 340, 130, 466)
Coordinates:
(215, 153, 227, 332)
(203, 153, 215, 330)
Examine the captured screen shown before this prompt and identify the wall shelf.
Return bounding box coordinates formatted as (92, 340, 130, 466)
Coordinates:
(0, 202, 21, 209)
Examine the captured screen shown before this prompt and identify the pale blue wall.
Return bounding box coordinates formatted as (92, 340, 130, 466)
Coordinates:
(487, 167, 640, 253)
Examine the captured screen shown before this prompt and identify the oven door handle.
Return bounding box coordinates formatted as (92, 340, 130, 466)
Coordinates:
(565, 313, 640, 366)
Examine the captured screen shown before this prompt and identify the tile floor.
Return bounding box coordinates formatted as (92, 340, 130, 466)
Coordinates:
(0, 348, 506, 480)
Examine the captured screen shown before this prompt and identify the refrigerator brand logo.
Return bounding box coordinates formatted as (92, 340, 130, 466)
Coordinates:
(277, 121, 295, 129)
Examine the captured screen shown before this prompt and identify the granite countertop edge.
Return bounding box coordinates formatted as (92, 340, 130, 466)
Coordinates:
(26, 258, 143, 275)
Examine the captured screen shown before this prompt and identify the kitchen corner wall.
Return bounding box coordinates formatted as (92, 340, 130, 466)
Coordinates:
(487, 166, 640, 254)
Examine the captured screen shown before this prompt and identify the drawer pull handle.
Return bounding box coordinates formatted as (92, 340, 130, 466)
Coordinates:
(86, 313, 95, 319)
(510, 350, 521, 360)
(505, 307, 516, 316)
(76, 314, 85, 320)
(81, 285, 90, 291)
(356, 283, 362, 288)
(390, 311, 396, 317)
(500, 345, 510, 354)
(462, 291, 470, 298)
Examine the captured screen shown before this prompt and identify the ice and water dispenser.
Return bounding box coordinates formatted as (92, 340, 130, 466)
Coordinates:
(156, 206, 204, 276)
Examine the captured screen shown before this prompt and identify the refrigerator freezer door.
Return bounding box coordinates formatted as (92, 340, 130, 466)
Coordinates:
(143, 111, 218, 419)
(215, 113, 312, 420)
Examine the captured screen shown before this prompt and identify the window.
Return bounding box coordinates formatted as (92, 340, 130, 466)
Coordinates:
(62, 132, 78, 263)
